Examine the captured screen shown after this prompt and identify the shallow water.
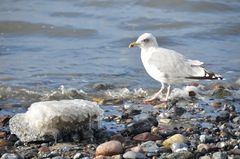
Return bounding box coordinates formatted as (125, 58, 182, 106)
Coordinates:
(0, 0, 240, 107)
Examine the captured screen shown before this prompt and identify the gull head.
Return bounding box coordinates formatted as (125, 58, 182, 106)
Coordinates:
(129, 33, 158, 49)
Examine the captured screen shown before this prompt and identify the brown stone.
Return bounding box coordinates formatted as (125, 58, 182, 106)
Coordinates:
(0, 131, 7, 138)
(133, 132, 161, 142)
(0, 139, 10, 147)
(0, 116, 10, 125)
(188, 91, 196, 97)
(211, 102, 222, 108)
(111, 134, 125, 143)
(96, 140, 123, 156)
(162, 134, 186, 149)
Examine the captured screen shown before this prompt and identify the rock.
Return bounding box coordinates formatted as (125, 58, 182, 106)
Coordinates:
(52, 156, 65, 159)
(96, 140, 123, 156)
(73, 152, 82, 159)
(0, 116, 10, 125)
(9, 99, 103, 142)
(166, 150, 193, 159)
(197, 144, 211, 152)
(188, 91, 196, 97)
(199, 135, 214, 143)
(216, 142, 226, 149)
(130, 146, 143, 153)
(93, 83, 113, 91)
(0, 132, 7, 138)
(162, 134, 187, 149)
(232, 116, 240, 123)
(111, 134, 125, 143)
(215, 111, 230, 122)
(123, 151, 147, 159)
(159, 118, 172, 124)
(151, 127, 159, 135)
(94, 156, 112, 159)
(229, 149, 240, 155)
(125, 117, 158, 135)
(38, 147, 51, 157)
(171, 143, 188, 152)
(211, 87, 231, 98)
(212, 151, 227, 159)
(140, 141, 160, 153)
(133, 132, 161, 142)
(199, 156, 211, 159)
(0, 153, 21, 159)
(0, 139, 10, 147)
(7, 134, 18, 142)
(211, 102, 222, 108)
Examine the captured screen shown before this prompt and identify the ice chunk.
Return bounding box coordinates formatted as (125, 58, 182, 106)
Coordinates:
(9, 99, 103, 142)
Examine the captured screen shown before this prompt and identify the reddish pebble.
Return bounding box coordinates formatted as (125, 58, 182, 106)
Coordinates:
(130, 145, 143, 153)
(133, 132, 161, 142)
(0, 131, 7, 138)
(191, 82, 199, 87)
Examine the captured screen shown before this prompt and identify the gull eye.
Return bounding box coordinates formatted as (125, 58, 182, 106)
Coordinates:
(143, 38, 149, 43)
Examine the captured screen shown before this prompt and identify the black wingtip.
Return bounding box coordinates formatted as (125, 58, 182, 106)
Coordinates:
(186, 70, 223, 80)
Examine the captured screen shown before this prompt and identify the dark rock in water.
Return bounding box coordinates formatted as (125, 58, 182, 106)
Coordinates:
(212, 151, 227, 159)
(172, 107, 186, 116)
(7, 134, 19, 142)
(188, 91, 196, 97)
(92, 83, 114, 91)
(211, 87, 231, 98)
(0, 116, 10, 126)
(123, 117, 158, 135)
(123, 151, 147, 159)
(215, 111, 230, 122)
(166, 150, 193, 159)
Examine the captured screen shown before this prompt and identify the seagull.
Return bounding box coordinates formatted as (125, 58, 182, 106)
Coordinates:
(129, 33, 222, 103)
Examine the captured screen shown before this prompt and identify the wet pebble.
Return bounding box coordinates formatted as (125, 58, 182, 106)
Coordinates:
(133, 132, 161, 142)
(171, 143, 188, 152)
(52, 156, 65, 159)
(111, 134, 125, 143)
(140, 141, 160, 154)
(166, 150, 193, 159)
(199, 156, 211, 159)
(199, 135, 214, 143)
(95, 140, 123, 156)
(73, 152, 82, 159)
(123, 151, 147, 159)
(162, 134, 187, 148)
(197, 143, 211, 152)
(0, 139, 10, 147)
(212, 151, 227, 159)
(1, 153, 21, 159)
(0, 116, 10, 126)
(215, 111, 230, 122)
(125, 117, 158, 135)
(0, 132, 7, 138)
(216, 141, 227, 149)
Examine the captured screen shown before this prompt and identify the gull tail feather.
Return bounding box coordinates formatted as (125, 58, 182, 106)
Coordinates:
(186, 69, 223, 80)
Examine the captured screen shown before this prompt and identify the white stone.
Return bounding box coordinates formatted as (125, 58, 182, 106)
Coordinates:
(9, 99, 103, 142)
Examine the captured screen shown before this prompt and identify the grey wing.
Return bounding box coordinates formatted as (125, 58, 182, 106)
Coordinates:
(148, 49, 205, 80)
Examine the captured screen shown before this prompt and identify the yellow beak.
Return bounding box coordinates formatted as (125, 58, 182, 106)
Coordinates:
(128, 41, 140, 48)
